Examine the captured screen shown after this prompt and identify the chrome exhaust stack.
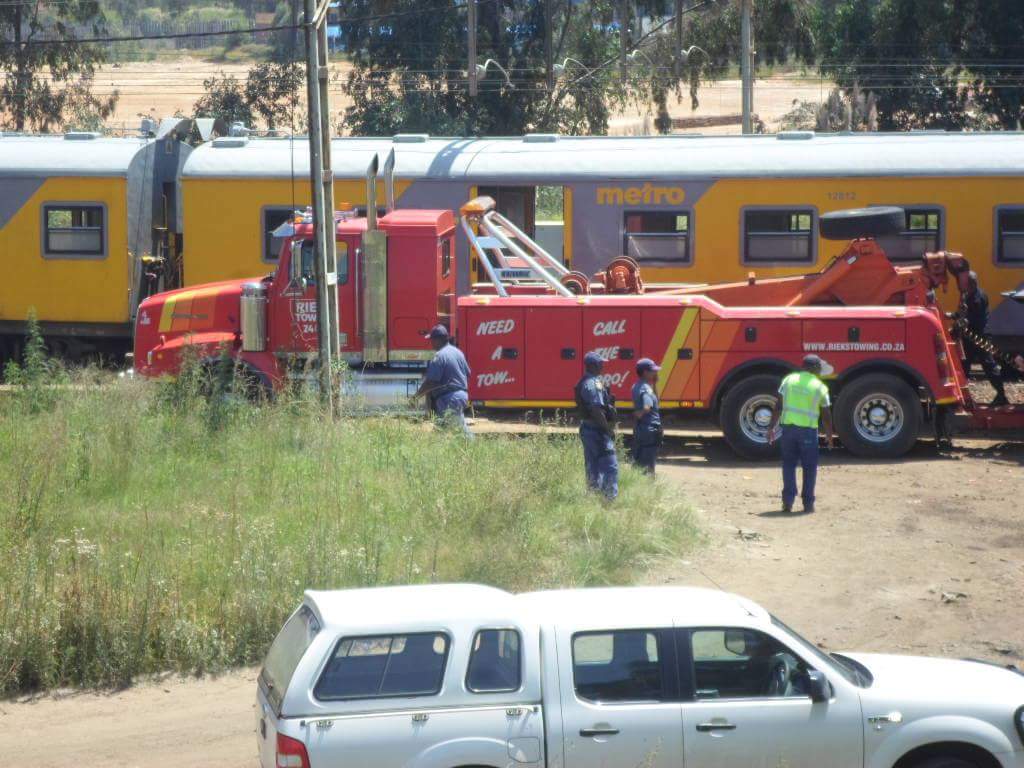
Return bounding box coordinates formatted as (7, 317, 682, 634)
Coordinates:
(382, 148, 396, 214)
(366, 153, 379, 231)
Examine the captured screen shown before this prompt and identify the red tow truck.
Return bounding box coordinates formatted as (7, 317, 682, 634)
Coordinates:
(134, 154, 1024, 459)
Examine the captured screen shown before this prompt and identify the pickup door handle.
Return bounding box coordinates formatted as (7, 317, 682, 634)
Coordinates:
(580, 727, 620, 737)
(696, 722, 737, 732)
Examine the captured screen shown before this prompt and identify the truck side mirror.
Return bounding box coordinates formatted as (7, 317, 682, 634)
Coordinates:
(805, 670, 830, 703)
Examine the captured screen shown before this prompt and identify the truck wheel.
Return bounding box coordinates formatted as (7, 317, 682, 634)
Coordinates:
(720, 374, 783, 460)
(834, 373, 920, 458)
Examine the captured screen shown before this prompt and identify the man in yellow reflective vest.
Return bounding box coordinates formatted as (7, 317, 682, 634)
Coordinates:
(767, 355, 834, 514)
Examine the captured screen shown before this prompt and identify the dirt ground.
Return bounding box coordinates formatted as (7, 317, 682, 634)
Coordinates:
(96, 58, 824, 135)
(2, 427, 1021, 768)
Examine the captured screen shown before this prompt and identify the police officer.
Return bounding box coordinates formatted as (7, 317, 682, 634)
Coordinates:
(575, 351, 618, 500)
(958, 272, 1009, 406)
(630, 358, 663, 474)
(413, 324, 472, 435)
(767, 355, 834, 514)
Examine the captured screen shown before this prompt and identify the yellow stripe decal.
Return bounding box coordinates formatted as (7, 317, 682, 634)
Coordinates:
(656, 308, 698, 397)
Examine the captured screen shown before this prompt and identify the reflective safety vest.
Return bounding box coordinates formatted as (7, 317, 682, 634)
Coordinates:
(779, 371, 830, 428)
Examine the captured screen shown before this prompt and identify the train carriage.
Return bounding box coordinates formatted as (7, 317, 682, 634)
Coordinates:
(180, 131, 1024, 350)
(0, 131, 190, 361)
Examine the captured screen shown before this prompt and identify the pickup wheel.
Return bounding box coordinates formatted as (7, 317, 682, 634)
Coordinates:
(910, 758, 979, 768)
(719, 374, 782, 460)
(834, 373, 920, 458)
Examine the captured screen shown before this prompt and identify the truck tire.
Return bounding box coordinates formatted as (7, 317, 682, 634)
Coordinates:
(834, 373, 920, 458)
(720, 374, 783, 460)
(820, 207, 905, 241)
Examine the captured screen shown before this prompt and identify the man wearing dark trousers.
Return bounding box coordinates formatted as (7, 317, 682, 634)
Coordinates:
(413, 324, 472, 435)
(959, 272, 1009, 407)
(575, 351, 618, 500)
(630, 358, 663, 474)
(767, 355, 834, 514)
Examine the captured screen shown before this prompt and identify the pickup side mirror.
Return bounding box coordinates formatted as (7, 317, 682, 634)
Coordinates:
(806, 670, 830, 703)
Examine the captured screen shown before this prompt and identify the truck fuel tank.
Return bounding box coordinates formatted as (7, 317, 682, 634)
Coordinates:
(240, 282, 267, 353)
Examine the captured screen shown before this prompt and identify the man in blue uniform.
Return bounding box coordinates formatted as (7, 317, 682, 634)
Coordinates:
(414, 324, 472, 435)
(575, 351, 618, 500)
(630, 358, 663, 474)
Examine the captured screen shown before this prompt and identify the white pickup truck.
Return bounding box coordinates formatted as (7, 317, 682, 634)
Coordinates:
(257, 584, 1024, 768)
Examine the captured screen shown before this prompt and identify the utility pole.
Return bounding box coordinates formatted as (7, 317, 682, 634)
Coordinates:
(740, 0, 753, 134)
(674, 0, 683, 81)
(304, 0, 340, 406)
(619, 0, 628, 84)
(544, 0, 554, 92)
(468, 0, 478, 97)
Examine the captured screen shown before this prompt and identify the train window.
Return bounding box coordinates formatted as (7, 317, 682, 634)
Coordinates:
(42, 203, 105, 259)
(743, 208, 816, 264)
(995, 207, 1024, 264)
(263, 206, 295, 263)
(875, 207, 943, 262)
(624, 211, 691, 265)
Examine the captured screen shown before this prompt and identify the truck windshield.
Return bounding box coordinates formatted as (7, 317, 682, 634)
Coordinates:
(261, 605, 321, 713)
(770, 615, 872, 688)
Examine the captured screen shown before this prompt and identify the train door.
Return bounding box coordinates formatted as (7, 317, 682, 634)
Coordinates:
(478, 186, 536, 237)
(474, 186, 569, 279)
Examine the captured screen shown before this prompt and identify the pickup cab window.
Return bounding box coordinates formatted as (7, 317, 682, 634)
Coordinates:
(314, 632, 449, 700)
(691, 628, 809, 699)
(466, 629, 521, 692)
(572, 629, 665, 702)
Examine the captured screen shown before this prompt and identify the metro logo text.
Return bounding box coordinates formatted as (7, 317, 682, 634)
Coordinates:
(476, 319, 516, 336)
(596, 184, 685, 206)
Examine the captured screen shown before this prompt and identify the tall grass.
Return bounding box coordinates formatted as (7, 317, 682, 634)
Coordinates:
(0, 364, 696, 695)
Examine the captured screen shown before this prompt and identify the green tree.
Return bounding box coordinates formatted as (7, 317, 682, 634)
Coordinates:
(813, 0, 970, 130)
(339, 0, 815, 137)
(194, 72, 254, 127)
(194, 62, 304, 131)
(636, 0, 815, 133)
(960, 0, 1024, 129)
(245, 61, 303, 130)
(0, 0, 118, 132)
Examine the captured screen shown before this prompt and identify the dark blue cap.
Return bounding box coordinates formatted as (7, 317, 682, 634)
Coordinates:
(425, 324, 450, 340)
(636, 358, 661, 374)
(583, 351, 606, 367)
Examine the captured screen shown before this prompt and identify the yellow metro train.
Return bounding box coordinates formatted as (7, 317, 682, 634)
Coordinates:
(0, 129, 190, 360)
(1, 130, 1023, 361)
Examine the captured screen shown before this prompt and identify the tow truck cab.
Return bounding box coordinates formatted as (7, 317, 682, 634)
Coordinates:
(133, 206, 456, 391)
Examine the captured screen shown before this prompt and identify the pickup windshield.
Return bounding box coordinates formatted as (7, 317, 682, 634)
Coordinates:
(770, 615, 873, 688)
(261, 605, 321, 713)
